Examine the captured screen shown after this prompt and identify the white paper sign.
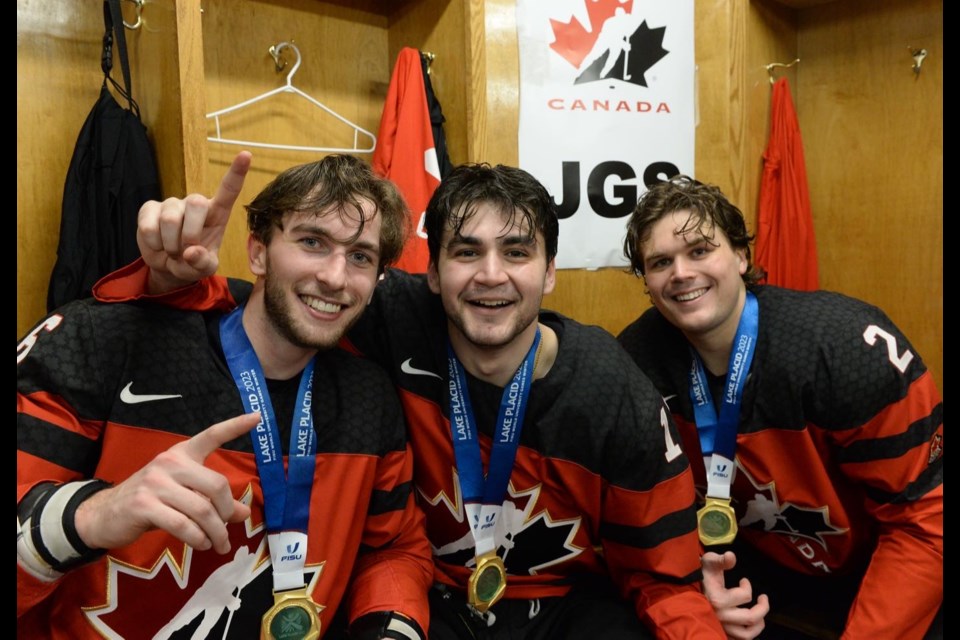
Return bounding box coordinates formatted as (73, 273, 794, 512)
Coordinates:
(516, 0, 695, 269)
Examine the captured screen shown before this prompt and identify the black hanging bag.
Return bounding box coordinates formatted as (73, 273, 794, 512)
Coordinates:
(46, 0, 162, 311)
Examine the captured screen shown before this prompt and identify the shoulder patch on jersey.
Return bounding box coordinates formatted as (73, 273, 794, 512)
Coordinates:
(928, 433, 943, 464)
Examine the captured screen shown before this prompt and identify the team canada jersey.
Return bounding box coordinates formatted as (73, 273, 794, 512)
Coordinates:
(617, 285, 943, 638)
(17, 297, 433, 639)
(90, 263, 726, 637)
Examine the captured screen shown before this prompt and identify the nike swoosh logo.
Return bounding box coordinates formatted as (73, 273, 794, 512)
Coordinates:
(400, 358, 442, 380)
(662, 394, 677, 403)
(120, 382, 183, 404)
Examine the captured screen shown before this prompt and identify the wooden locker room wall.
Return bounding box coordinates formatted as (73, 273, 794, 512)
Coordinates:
(17, 0, 942, 394)
(796, 0, 943, 395)
(744, 0, 942, 394)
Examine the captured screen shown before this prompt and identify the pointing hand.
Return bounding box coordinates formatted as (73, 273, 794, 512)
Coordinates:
(137, 151, 252, 294)
(74, 411, 261, 554)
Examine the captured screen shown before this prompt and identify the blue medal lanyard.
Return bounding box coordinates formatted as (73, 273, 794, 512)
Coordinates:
(447, 327, 541, 556)
(220, 306, 317, 591)
(687, 292, 758, 500)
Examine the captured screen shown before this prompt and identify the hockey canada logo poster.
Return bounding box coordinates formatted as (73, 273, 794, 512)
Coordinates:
(516, 0, 694, 268)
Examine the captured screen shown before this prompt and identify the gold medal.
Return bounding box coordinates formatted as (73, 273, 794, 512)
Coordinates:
(467, 550, 507, 613)
(697, 497, 738, 546)
(260, 587, 321, 640)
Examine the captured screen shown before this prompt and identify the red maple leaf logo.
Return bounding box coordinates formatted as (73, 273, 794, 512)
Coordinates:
(549, 0, 634, 69)
(86, 486, 271, 638)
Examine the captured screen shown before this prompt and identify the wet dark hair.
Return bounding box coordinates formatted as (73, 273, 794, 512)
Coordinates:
(623, 174, 765, 285)
(424, 163, 559, 264)
(245, 154, 409, 273)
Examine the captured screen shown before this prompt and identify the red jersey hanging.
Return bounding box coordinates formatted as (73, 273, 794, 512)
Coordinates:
(373, 48, 442, 273)
(756, 77, 819, 291)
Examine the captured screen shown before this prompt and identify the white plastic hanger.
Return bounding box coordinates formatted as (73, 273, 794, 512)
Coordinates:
(206, 42, 377, 154)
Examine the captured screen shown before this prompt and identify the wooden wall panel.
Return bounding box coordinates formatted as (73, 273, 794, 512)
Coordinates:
(464, 0, 488, 164)
(125, 0, 201, 198)
(694, 1, 742, 194)
(798, 0, 942, 392)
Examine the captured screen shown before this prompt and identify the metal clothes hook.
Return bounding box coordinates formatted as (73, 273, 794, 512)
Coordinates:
(765, 58, 800, 85)
(268, 42, 302, 86)
(122, 0, 143, 30)
(268, 44, 287, 72)
(909, 47, 927, 76)
(422, 51, 436, 75)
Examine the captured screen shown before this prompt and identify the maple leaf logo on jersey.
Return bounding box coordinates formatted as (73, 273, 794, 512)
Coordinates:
(735, 466, 847, 550)
(84, 487, 325, 639)
(549, 0, 668, 87)
(428, 482, 583, 575)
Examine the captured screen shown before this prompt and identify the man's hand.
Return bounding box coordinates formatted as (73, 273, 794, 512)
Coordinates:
(702, 551, 770, 640)
(74, 411, 261, 555)
(138, 151, 252, 294)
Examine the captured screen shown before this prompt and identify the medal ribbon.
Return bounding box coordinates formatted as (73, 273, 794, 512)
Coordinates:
(220, 306, 317, 591)
(447, 328, 541, 556)
(687, 292, 758, 500)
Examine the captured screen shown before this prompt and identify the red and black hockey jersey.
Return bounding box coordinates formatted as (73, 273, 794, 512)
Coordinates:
(91, 262, 727, 637)
(17, 297, 432, 639)
(617, 285, 943, 639)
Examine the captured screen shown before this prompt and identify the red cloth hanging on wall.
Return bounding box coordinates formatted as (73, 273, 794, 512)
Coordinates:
(755, 77, 819, 290)
(373, 48, 442, 274)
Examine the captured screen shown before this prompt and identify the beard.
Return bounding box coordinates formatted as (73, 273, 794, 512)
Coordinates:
(447, 311, 532, 349)
(262, 270, 350, 351)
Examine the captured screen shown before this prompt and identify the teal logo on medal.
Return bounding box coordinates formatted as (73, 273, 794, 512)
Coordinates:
(270, 604, 311, 640)
(476, 564, 503, 602)
(697, 498, 738, 545)
(468, 552, 507, 612)
(701, 509, 731, 538)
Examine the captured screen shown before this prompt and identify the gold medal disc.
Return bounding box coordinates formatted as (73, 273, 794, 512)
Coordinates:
(467, 551, 507, 613)
(697, 497, 738, 546)
(261, 587, 321, 640)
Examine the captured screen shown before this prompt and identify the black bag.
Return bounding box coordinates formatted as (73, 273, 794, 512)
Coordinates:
(46, 0, 161, 312)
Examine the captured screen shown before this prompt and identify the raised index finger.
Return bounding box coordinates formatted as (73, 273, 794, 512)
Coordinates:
(700, 551, 730, 593)
(207, 151, 253, 229)
(183, 411, 261, 462)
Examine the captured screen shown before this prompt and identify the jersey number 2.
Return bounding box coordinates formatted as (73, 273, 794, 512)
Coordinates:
(863, 325, 914, 373)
